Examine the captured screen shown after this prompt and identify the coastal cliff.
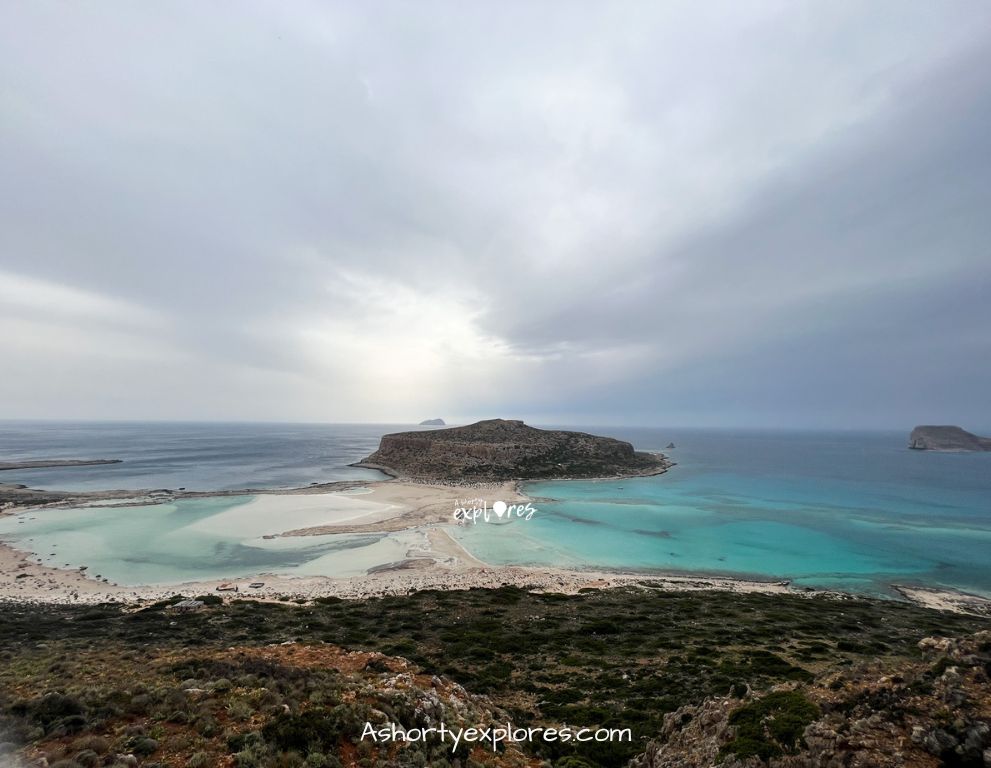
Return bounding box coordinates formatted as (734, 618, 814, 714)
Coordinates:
(357, 418, 670, 481)
(908, 425, 991, 451)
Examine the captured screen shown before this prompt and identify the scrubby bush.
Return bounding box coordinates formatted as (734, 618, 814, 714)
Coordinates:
(262, 709, 335, 755)
(70, 734, 108, 755)
(26, 693, 85, 733)
(261, 702, 371, 757)
(194, 595, 223, 606)
(304, 753, 343, 768)
(72, 749, 100, 767)
(719, 690, 819, 761)
(233, 743, 268, 768)
(195, 715, 219, 737)
(129, 736, 159, 756)
(128, 693, 152, 715)
(227, 699, 256, 722)
(554, 758, 600, 768)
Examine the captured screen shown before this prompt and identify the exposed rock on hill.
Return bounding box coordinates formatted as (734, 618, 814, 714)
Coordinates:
(909, 425, 991, 451)
(5, 639, 530, 768)
(357, 418, 671, 482)
(630, 631, 991, 768)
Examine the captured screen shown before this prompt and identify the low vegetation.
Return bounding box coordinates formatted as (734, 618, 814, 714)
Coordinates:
(0, 587, 988, 767)
(719, 691, 819, 761)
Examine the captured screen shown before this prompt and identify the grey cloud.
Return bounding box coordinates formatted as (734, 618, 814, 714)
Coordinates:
(487, 38, 991, 369)
(1, 1, 989, 426)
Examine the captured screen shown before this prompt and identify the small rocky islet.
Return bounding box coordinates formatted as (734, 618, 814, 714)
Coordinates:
(909, 425, 991, 451)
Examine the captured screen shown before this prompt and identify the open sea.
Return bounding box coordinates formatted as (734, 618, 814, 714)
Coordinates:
(1, 421, 989, 595)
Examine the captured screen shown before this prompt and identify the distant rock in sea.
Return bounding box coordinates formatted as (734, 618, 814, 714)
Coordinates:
(908, 425, 991, 452)
(357, 418, 672, 482)
(665, 442, 676, 450)
(0, 458, 122, 471)
(419, 418, 445, 426)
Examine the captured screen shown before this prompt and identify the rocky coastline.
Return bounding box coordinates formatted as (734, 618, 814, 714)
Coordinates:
(0, 458, 122, 471)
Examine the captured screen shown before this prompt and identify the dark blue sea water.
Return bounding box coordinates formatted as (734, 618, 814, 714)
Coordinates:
(1, 422, 989, 595)
(0, 421, 394, 490)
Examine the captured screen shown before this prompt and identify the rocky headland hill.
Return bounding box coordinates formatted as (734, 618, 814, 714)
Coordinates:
(908, 425, 991, 451)
(356, 418, 671, 482)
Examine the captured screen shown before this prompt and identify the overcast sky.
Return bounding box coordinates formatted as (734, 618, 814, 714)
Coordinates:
(1, 2, 989, 429)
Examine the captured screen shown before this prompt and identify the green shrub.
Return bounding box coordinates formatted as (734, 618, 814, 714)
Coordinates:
(194, 595, 224, 606)
(70, 735, 109, 755)
(262, 709, 337, 755)
(262, 703, 371, 756)
(233, 743, 268, 768)
(720, 690, 819, 762)
(554, 758, 600, 768)
(129, 736, 159, 756)
(28, 693, 85, 731)
(128, 693, 152, 715)
(227, 699, 255, 722)
(72, 750, 100, 768)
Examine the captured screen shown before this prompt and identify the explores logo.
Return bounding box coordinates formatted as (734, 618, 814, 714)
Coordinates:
(453, 498, 536, 524)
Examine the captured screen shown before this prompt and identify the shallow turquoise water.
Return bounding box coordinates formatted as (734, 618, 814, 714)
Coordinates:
(449, 429, 991, 597)
(0, 494, 424, 585)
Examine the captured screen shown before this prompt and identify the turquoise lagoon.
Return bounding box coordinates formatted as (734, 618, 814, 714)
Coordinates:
(0, 492, 424, 585)
(0, 425, 989, 596)
(449, 429, 991, 597)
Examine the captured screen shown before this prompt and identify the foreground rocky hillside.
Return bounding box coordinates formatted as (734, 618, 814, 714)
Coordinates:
(1, 641, 530, 768)
(357, 419, 671, 481)
(1, 588, 988, 767)
(631, 631, 991, 768)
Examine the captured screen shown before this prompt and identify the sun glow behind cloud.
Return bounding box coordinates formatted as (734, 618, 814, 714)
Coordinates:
(287, 269, 525, 417)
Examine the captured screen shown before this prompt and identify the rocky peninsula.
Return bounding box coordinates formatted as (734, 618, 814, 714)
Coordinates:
(0, 458, 122, 471)
(908, 425, 991, 451)
(355, 418, 671, 482)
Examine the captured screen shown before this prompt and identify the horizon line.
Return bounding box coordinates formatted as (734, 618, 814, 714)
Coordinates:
(0, 416, 976, 434)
